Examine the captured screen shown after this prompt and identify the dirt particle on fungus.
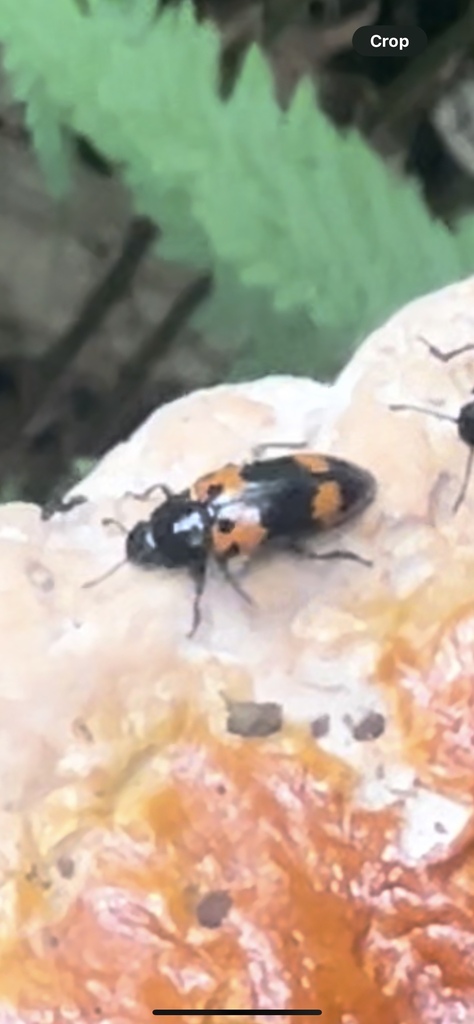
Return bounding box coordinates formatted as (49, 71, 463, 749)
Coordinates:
(310, 714, 330, 739)
(57, 855, 75, 879)
(347, 710, 386, 742)
(26, 558, 55, 593)
(72, 718, 94, 743)
(196, 890, 233, 928)
(226, 700, 282, 737)
(25, 863, 51, 889)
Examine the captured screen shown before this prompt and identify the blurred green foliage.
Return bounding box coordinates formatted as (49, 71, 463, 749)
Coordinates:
(1, 0, 474, 381)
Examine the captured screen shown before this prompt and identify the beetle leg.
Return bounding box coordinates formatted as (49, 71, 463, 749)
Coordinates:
(187, 561, 207, 638)
(217, 558, 255, 606)
(289, 541, 372, 568)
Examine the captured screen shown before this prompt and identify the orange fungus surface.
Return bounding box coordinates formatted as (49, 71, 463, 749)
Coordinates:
(2, 711, 474, 1024)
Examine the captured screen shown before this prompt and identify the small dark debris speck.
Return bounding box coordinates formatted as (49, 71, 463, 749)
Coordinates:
(57, 855, 75, 879)
(310, 714, 330, 739)
(26, 559, 55, 593)
(196, 889, 232, 928)
(434, 821, 448, 834)
(351, 711, 386, 742)
(72, 718, 94, 743)
(226, 700, 283, 738)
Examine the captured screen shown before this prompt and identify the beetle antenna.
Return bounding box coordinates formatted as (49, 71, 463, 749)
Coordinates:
(389, 402, 458, 424)
(453, 449, 474, 514)
(82, 516, 129, 588)
(82, 559, 127, 589)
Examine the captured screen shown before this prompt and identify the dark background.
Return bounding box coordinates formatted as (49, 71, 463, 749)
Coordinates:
(0, 0, 473, 506)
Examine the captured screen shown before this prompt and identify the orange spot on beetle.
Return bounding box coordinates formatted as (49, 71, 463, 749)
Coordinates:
(294, 453, 330, 474)
(312, 481, 343, 524)
(211, 520, 267, 558)
(191, 465, 243, 502)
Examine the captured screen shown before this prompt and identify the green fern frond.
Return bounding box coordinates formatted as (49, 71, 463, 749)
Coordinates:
(0, 0, 472, 379)
(25, 87, 73, 198)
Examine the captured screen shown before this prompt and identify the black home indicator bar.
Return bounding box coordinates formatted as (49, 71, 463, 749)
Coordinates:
(152, 1012, 322, 1017)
